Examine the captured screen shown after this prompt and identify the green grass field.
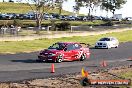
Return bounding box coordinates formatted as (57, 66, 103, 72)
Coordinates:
(0, 30, 132, 54)
(0, 2, 72, 15)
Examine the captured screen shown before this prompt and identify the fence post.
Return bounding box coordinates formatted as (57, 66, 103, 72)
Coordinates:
(47, 26, 51, 33)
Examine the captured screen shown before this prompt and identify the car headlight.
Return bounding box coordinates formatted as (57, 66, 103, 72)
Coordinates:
(95, 43, 98, 45)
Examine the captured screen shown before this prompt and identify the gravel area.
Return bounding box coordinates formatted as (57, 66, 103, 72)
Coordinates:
(0, 65, 131, 88)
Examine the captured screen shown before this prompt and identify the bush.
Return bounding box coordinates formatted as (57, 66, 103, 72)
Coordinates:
(41, 23, 50, 27)
(101, 21, 114, 26)
(55, 22, 71, 31)
(22, 23, 36, 28)
(13, 19, 23, 27)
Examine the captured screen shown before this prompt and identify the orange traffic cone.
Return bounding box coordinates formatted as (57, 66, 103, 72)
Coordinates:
(81, 67, 89, 77)
(101, 60, 107, 67)
(51, 64, 55, 73)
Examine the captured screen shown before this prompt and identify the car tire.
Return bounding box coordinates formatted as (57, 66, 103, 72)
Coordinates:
(56, 54, 63, 63)
(107, 46, 111, 49)
(80, 54, 86, 61)
(115, 45, 118, 48)
(56, 58, 63, 63)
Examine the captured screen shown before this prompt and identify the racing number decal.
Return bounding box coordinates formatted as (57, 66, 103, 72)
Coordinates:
(77, 50, 83, 58)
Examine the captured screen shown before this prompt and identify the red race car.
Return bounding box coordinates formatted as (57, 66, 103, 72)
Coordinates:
(37, 42, 90, 63)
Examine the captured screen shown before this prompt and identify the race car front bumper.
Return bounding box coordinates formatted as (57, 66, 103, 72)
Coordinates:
(38, 55, 56, 62)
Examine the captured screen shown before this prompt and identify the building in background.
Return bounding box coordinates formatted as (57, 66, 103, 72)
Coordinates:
(113, 14, 122, 21)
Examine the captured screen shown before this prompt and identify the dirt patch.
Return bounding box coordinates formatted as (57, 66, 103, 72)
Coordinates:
(0, 65, 131, 88)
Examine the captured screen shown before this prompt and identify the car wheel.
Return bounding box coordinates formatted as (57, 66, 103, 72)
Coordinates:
(115, 45, 118, 48)
(80, 54, 86, 61)
(107, 45, 111, 49)
(56, 54, 63, 63)
(56, 58, 62, 63)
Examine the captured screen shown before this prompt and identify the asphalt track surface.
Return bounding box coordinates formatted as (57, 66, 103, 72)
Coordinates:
(0, 42, 132, 82)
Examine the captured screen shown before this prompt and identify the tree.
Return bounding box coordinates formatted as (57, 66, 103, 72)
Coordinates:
(73, 0, 82, 15)
(101, 0, 126, 15)
(55, 0, 63, 15)
(75, 0, 126, 18)
(22, 0, 57, 34)
(9, 0, 14, 2)
(20, 0, 67, 33)
(75, 0, 101, 21)
(55, 0, 67, 15)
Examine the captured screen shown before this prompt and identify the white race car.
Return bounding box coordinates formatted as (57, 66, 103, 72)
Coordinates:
(95, 37, 119, 49)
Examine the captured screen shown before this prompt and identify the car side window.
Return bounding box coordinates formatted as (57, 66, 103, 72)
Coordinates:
(66, 44, 82, 51)
(74, 44, 82, 49)
(66, 44, 75, 51)
(111, 38, 115, 41)
(48, 43, 59, 49)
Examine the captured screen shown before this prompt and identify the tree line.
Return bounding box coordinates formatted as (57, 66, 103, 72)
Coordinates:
(2, 0, 126, 33)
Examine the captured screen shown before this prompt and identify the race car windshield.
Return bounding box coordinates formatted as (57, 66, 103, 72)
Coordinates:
(99, 38, 110, 41)
(48, 43, 65, 50)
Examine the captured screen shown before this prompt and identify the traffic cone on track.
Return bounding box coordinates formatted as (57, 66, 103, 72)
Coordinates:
(51, 64, 55, 73)
(81, 67, 89, 77)
(101, 60, 107, 67)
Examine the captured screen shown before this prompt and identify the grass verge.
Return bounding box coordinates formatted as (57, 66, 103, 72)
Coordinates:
(0, 30, 132, 54)
(120, 71, 132, 87)
(121, 71, 132, 79)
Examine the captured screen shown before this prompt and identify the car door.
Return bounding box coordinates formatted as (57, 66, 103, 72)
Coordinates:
(71, 44, 82, 60)
(111, 38, 117, 47)
(63, 44, 82, 61)
(63, 44, 74, 61)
